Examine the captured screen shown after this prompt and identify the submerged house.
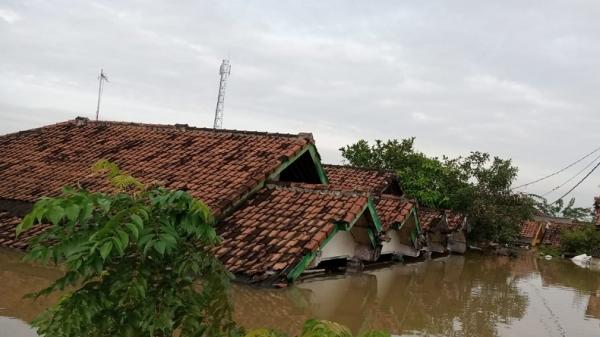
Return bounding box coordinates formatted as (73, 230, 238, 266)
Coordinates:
(417, 208, 447, 254)
(445, 210, 468, 254)
(540, 221, 580, 248)
(323, 165, 422, 258)
(0, 118, 390, 285)
(216, 183, 382, 284)
(515, 220, 546, 248)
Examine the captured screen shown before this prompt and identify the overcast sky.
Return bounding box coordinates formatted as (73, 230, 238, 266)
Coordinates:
(1, 0, 599, 208)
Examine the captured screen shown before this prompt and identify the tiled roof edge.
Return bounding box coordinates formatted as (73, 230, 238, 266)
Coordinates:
(265, 183, 371, 198)
(322, 163, 396, 174)
(0, 117, 313, 142)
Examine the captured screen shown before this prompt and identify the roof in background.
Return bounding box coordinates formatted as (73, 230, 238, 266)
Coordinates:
(418, 208, 444, 232)
(323, 164, 401, 195)
(541, 222, 581, 246)
(375, 195, 416, 231)
(445, 210, 467, 232)
(215, 184, 369, 283)
(520, 220, 543, 239)
(0, 118, 314, 215)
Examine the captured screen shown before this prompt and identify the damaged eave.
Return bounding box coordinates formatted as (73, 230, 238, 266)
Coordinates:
(286, 199, 382, 282)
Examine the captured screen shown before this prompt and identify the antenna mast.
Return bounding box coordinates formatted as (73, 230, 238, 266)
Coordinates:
(213, 59, 231, 129)
(95, 69, 109, 121)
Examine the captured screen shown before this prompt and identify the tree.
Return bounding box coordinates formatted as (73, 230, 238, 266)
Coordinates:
(532, 196, 592, 221)
(340, 139, 535, 243)
(17, 160, 241, 337)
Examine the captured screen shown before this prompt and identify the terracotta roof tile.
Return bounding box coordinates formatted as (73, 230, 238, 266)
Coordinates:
(520, 221, 542, 239)
(323, 164, 400, 195)
(215, 184, 369, 283)
(418, 208, 444, 232)
(375, 195, 416, 231)
(444, 210, 466, 232)
(0, 118, 312, 215)
(541, 222, 581, 246)
(0, 211, 50, 250)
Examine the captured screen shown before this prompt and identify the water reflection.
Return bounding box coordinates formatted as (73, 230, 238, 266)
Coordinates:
(1, 248, 599, 337)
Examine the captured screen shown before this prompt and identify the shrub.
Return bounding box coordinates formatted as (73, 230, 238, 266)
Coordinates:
(560, 225, 600, 255)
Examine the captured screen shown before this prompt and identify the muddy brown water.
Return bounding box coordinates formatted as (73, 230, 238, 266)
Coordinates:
(1, 249, 599, 337)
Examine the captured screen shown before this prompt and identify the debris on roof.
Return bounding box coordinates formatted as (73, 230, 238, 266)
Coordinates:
(214, 184, 378, 284)
(0, 118, 322, 216)
(323, 164, 402, 196)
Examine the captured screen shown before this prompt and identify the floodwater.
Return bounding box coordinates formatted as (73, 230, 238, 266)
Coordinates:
(1, 249, 599, 337)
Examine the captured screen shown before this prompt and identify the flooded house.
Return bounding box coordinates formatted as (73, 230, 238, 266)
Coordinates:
(515, 220, 546, 248)
(324, 165, 423, 258)
(445, 210, 468, 254)
(215, 183, 383, 284)
(418, 208, 447, 254)
(0, 118, 391, 285)
(540, 221, 581, 248)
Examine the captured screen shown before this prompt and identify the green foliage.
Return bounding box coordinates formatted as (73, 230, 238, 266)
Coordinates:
(538, 245, 562, 257)
(560, 225, 600, 255)
(244, 328, 289, 337)
(532, 196, 592, 222)
(17, 161, 241, 337)
(340, 139, 536, 243)
(301, 319, 353, 337)
(358, 331, 390, 337)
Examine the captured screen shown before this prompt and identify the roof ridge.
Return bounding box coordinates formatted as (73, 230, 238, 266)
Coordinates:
(265, 182, 370, 198)
(323, 163, 396, 174)
(0, 117, 312, 142)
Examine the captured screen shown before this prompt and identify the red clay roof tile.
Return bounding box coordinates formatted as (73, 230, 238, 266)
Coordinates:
(375, 195, 416, 231)
(0, 118, 313, 216)
(323, 165, 401, 195)
(215, 184, 370, 283)
(541, 221, 582, 246)
(0, 211, 50, 250)
(418, 208, 444, 232)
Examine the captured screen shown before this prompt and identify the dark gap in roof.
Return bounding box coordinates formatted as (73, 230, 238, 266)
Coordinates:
(382, 179, 403, 196)
(279, 151, 321, 184)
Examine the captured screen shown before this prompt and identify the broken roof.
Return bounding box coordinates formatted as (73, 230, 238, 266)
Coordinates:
(541, 222, 581, 246)
(417, 208, 444, 232)
(444, 210, 467, 232)
(520, 220, 542, 240)
(323, 164, 402, 195)
(215, 184, 373, 284)
(0, 118, 322, 215)
(375, 195, 416, 231)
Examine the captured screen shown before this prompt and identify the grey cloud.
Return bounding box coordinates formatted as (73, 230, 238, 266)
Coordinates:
(0, 0, 599, 207)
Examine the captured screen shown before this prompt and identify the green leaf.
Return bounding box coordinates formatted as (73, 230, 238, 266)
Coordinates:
(159, 233, 177, 247)
(125, 223, 139, 240)
(47, 205, 65, 225)
(16, 214, 34, 236)
(154, 240, 166, 255)
(65, 204, 81, 221)
(99, 241, 113, 260)
(131, 214, 143, 229)
(97, 198, 111, 213)
(116, 229, 129, 250)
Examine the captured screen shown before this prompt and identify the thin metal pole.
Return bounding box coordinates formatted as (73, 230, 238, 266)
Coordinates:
(95, 69, 104, 121)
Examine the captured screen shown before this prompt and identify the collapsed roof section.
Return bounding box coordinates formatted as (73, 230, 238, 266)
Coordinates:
(215, 184, 382, 284)
(323, 164, 403, 196)
(0, 118, 328, 216)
